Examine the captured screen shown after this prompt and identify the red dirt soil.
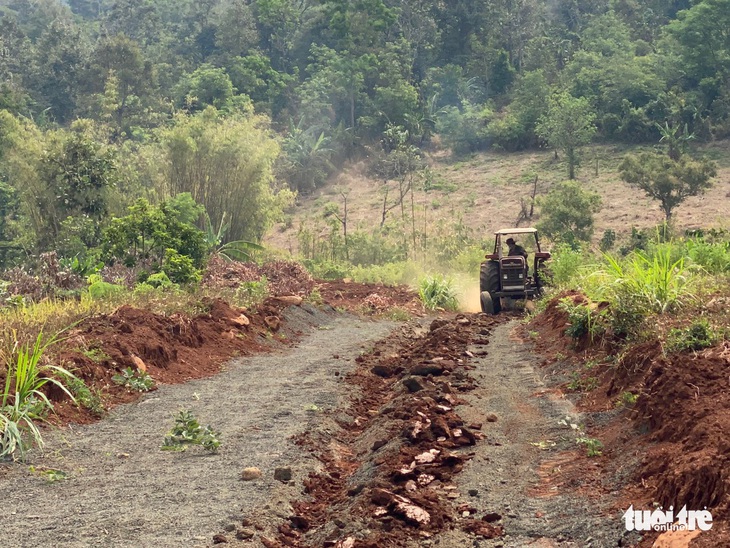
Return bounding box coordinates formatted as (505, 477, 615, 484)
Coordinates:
(6, 279, 422, 428)
(263, 313, 512, 547)
(49, 297, 288, 424)
(527, 296, 730, 547)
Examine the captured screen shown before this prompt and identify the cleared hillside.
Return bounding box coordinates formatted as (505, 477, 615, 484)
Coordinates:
(266, 141, 730, 254)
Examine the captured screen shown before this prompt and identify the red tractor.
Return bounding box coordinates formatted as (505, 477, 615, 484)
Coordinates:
(479, 228, 551, 314)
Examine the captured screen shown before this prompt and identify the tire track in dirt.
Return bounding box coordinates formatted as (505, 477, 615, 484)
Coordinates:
(437, 321, 630, 547)
(0, 307, 395, 548)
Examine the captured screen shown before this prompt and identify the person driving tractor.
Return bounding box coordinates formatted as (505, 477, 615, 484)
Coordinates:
(505, 237, 527, 258)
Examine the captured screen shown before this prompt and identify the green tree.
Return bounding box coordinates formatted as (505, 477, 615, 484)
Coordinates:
(156, 107, 291, 243)
(28, 19, 89, 123)
(179, 65, 236, 110)
(619, 153, 717, 221)
(536, 91, 597, 179)
(665, 0, 730, 92)
(85, 34, 157, 136)
(536, 180, 602, 248)
(36, 128, 118, 249)
(102, 198, 207, 269)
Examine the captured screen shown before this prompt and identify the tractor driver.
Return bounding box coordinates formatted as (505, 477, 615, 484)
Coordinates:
(506, 237, 528, 259)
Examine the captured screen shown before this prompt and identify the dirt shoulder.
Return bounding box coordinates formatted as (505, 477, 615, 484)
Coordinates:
(0, 306, 395, 548)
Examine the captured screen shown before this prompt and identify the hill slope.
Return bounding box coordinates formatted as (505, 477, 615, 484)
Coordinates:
(266, 141, 730, 255)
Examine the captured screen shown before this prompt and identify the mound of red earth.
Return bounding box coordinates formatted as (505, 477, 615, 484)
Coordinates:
(260, 313, 509, 547)
(316, 280, 424, 316)
(203, 257, 316, 297)
(527, 294, 730, 547)
(35, 279, 422, 427)
(203, 255, 422, 314)
(48, 297, 294, 425)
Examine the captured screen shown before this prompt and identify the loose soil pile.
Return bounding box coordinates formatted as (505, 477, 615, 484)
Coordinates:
(3, 275, 422, 427)
(49, 297, 288, 424)
(261, 313, 510, 547)
(527, 295, 730, 547)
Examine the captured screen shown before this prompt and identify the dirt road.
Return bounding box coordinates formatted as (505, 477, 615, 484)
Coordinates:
(0, 307, 394, 548)
(1, 310, 632, 547)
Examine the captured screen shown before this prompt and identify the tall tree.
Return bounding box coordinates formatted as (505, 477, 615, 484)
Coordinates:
(157, 107, 292, 242)
(536, 91, 596, 179)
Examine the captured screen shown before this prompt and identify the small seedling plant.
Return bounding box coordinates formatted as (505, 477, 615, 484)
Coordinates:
(161, 410, 221, 453)
(576, 437, 604, 457)
(112, 367, 154, 392)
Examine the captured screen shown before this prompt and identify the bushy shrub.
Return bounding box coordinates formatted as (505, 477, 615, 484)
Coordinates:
(87, 274, 125, 300)
(162, 249, 201, 285)
(548, 244, 588, 287)
(436, 102, 493, 156)
(684, 239, 730, 273)
(145, 272, 174, 289)
(418, 275, 459, 311)
(667, 320, 717, 352)
(536, 181, 601, 248)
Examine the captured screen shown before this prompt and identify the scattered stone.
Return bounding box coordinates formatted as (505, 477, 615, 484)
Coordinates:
(414, 449, 440, 464)
(212, 534, 228, 544)
(241, 518, 253, 527)
(334, 519, 347, 529)
(371, 364, 395, 378)
(486, 413, 499, 423)
(464, 520, 504, 539)
(372, 439, 388, 451)
(229, 314, 250, 327)
(130, 354, 147, 372)
(456, 316, 471, 325)
(469, 423, 483, 430)
(241, 467, 262, 481)
(464, 350, 475, 358)
(334, 371, 340, 376)
(483, 512, 502, 523)
(446, 492, 460, 499)
(260, 537, 278, 548)
(405, 480, 417, 492)
(272, 295, 303, 306)
(289, 515, 310, 530)
(236, 529, 255, 540)
(347, 483, 365, 496)
(429, 319, 449, 331)
(468, 489, 479, 497)
(264, 316, 281, 331)
(274, 467, 292, 482)
(117, 453, 130, 459)
(403, 377, 425, 393)
(412, 363, 445, 376)
(223, 524, 235, 532)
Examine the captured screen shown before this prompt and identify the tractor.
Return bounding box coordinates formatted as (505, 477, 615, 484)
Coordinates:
(479, 228, 551, 314)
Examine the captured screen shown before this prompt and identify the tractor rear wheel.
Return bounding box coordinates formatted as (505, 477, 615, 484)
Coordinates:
(480, 261, 500, 293)
(479, 261, 501, 314)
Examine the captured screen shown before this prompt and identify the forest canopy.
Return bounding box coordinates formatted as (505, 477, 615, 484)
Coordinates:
(0, 0, 727, 268)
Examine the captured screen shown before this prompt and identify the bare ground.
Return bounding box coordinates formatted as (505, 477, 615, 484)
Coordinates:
(431, 321, 633, 548)
(0, 306, 394, 548)
(1, 311, 655, 547)
(266, 141, 730, 254)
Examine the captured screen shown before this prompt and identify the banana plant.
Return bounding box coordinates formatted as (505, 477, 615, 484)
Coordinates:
(204, 212, 264, 262)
